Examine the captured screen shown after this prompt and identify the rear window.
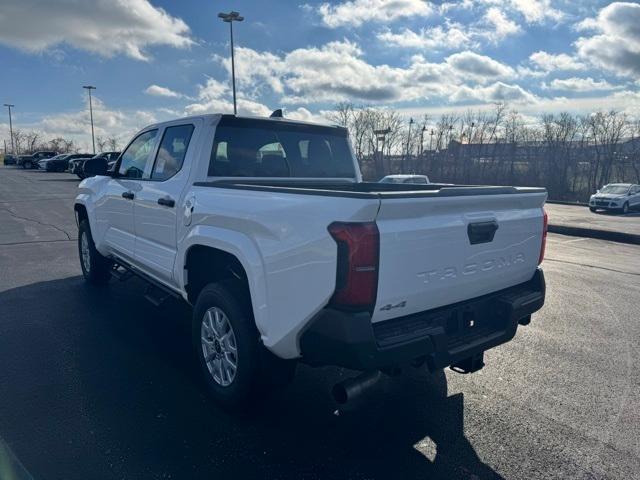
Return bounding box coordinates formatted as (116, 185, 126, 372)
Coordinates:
(208, 116, 355, 178)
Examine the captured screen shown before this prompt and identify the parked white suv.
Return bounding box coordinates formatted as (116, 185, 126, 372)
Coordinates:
(75, 114, 547, 407)
(589, 183, 640, 214)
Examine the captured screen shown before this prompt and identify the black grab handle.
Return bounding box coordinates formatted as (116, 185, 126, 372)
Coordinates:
(157, 197, 175, 208)
(467, 221, 499, 244)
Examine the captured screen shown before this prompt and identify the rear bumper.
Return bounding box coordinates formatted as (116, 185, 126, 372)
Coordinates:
(299, 268, 545, 371)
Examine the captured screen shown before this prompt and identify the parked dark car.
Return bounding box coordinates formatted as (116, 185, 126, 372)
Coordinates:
(72, 151, 120, 179)
(42, 153, 93, 172)
(38, 154, 69, 170)
(17, 151, 57, 169)
(3, 154, 18, 165)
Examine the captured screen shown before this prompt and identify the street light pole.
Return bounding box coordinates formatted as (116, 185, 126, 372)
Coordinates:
(4, 103, 15, 154)
(83, 86, 96, 154)
(404, 118, 414, 173)
(218, 11, 244, 115)
(374, 128, 390, 178)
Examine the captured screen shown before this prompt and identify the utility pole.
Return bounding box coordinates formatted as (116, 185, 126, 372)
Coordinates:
(83, 86, 96, 154)
(419, 125, 426, 156)
(374, 128, 390, 179)
(218, 11, 244, 115)
(4, 103, 15, 154)
(429, 129, 434, 152)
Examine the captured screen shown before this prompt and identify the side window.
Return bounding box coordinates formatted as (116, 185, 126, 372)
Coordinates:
(118, 130, 158, 179)
(151, 124, 194, 181)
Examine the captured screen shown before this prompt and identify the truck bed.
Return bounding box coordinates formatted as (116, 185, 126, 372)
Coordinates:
(193, 179, 546, 198)
(194, 178, 547, 324)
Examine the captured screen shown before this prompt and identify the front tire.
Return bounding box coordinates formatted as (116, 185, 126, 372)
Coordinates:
(589, 207, 597, 213)
(192, 283, 262, 408)
(78, 220, 112, 285)
(622, 202, 629, 214)
(23, 160, 32, 169)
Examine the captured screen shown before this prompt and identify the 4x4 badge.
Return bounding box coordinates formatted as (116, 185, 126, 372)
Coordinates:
(380, 301, 406, 311)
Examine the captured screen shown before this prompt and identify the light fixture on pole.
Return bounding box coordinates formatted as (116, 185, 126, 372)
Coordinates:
(82, 86, 96, 154)
(3, 103, 15, 154)
(218, 11, 244, 115)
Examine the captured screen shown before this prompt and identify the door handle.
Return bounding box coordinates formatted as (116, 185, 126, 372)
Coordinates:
(157, 197, 175, 208)
(122, 191, 134, 200)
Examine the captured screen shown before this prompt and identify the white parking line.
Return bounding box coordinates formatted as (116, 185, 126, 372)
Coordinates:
(0, 436, 34, 480)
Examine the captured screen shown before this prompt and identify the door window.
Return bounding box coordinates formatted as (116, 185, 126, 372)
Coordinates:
(151, 125, 195, 181)
(118, 130, 158, 179)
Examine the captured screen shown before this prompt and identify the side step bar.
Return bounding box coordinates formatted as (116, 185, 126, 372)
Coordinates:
(110, 257, 182, 306)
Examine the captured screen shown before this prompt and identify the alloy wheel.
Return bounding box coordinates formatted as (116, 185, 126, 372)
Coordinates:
(80, 231, 91, 273)
(201, 307, 238, 387)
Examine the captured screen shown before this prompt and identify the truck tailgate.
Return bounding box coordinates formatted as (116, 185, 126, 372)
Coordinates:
(372, 190, 546, 323)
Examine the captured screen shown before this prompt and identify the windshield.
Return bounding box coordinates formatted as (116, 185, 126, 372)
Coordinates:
(208, 116, 356, 178)
(600, 185, 629, 194)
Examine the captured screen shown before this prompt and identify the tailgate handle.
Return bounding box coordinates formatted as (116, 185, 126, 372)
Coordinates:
(467, 221, 499, 244)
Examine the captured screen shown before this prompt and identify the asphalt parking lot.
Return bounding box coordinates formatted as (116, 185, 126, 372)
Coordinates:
(546, 202, 640, 243)
(1, 166, 639, 479)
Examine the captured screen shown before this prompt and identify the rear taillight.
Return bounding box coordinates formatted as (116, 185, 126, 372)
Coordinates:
(538, 209, 548, 265)
(328, 222, 379, 310)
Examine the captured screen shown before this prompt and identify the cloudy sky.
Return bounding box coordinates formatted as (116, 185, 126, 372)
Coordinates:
(1, 0, 639, 150)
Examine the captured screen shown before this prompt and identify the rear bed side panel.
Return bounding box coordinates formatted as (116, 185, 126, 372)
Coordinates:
(182, 186, 380, 358)
(372, 192, 547, 323)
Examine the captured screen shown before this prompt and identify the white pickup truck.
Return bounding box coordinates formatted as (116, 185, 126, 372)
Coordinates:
(75, 113, 547, 406)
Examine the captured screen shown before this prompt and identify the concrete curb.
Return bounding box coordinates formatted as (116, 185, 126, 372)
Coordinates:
(547, 200, 588, 207)
(548, 224, 640, 245)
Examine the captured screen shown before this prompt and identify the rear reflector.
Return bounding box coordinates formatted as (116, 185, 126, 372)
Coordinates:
(538, 209, 548, 265)
(328, 222, 379, 310)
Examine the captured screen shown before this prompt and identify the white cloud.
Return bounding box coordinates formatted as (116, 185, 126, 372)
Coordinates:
(0, 0, 193, 61)
(529, 51, 585, 72)
(378, 9, 520, 49)
(184, 78, 272, 117)
(445, 51, 515, 79)
(317, 0, 433, 28)
(575, 2, 640, 77)
(377, 24, 475, 50)
(378, 25, 469, 50)
(213, 40, 520, 107)
(144, 85, 183, 98)
(451, 81, 538, 104)
(543, 77, 619, 92)
(508, 0, 563, 23)
(214, 48, 286, 94)
(483, 7, 521, 41)
(3, 96, 159, 151)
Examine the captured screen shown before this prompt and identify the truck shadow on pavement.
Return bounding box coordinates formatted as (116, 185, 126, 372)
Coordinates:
(0, 276, 504, 480)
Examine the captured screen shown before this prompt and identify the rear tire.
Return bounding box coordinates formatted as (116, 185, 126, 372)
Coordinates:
(78, 220, 112, 285)
(192, 283, 262, 408)
(589, 207, 597, 213)
(23, 160, 32, 169)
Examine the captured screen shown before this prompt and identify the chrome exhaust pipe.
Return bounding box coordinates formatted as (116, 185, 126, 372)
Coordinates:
(332, 370, 381, 404)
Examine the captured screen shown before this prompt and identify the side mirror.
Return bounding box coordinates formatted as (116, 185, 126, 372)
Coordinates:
(82, 157, 109, 177)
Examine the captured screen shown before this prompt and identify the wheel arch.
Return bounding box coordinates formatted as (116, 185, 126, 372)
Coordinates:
(178, 227, 268, 339)
(74, 203, 89, 227)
